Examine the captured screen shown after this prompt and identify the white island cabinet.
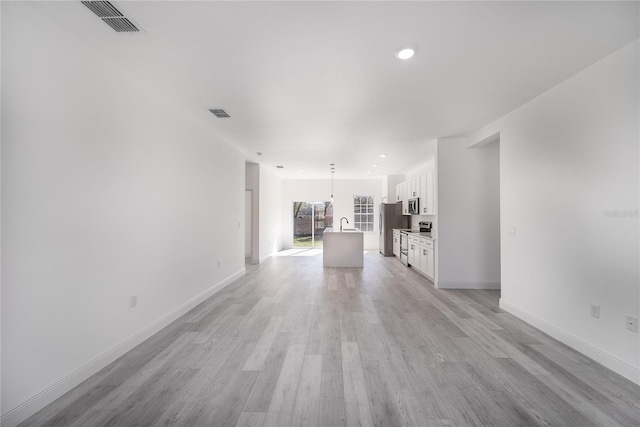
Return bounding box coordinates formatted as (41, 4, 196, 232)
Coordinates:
(323, 228, 364, 267)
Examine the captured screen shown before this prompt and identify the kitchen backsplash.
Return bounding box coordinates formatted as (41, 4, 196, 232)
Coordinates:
(411, 214, 435, 229)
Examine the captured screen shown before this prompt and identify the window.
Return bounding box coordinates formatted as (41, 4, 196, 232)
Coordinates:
(293, 201, 333, 248)
(353, 195, 374, 232)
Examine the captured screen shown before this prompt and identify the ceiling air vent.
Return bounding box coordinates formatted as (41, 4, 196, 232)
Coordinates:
(209, 109, 231, 118)
(102, 17, 139, 33)
(81, 1, 141, 33)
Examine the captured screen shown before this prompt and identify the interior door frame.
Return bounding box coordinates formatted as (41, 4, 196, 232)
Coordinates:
(246, 188, 259, 264)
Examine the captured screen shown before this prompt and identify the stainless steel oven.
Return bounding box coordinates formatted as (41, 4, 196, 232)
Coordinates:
(400, 231, 409, 265)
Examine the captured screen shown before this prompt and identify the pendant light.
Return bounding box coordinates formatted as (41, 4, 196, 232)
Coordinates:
(330, 163, 335, 204)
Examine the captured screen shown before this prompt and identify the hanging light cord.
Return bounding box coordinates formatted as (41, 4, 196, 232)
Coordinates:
(330, 163, 335, 203)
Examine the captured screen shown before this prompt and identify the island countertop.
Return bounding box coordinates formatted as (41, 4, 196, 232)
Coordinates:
(324, 227, 363, 233)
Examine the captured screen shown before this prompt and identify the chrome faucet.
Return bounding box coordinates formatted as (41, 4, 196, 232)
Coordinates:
(340, 217, 349, 232)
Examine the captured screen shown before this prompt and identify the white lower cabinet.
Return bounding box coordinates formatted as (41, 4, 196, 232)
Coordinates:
(408, 238, 417, 266)
(409, 235, 435, 281)
(425, 247, 434, 279)
(392, 230, 400, 257)
(421, 247, 434, 279)
(413, 244, 424, 272)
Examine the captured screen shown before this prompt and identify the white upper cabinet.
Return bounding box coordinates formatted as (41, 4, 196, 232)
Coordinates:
(420, 170, 435, 215)
(401, 181, 409, 215)
(409, 176, 420, 199)
(396, 170, 435, 215)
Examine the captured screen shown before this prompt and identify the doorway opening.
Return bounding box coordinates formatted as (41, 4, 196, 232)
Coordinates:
(293, 201, 333, 248)
(245, 190, 252, 262)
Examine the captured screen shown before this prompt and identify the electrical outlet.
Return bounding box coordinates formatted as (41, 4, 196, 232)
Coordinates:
(506, 227, 516, 236)
(626, 316, 638, 333)
(130, 294, 138, 308)
(590, 304, 600, 318)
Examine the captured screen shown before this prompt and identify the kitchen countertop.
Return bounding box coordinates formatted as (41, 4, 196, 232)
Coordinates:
(393, 229, 435, 240)
(410, 232, 434, 240)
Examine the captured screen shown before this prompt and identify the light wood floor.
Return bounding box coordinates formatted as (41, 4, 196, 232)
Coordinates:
(21, 252, 640, 426)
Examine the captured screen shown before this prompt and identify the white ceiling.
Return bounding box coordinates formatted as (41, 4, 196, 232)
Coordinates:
(30, 1, 639, 179)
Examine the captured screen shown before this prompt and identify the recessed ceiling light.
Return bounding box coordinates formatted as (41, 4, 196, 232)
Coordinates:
(367, 171, 372, 174)
(379, 154, 387, 158)
(395, 47, 416, 60)
(372, 164, 379, 167)
(298, 169, 304, 172)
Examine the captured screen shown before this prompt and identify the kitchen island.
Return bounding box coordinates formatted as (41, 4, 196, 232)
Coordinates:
(323, 227, 364, 267)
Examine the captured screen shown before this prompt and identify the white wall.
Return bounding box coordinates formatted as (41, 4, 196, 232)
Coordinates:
(281, 179, 384, 250)
(435, 138, 501, 288)
(258, 166, 283, 261)
(470, 40, 639, 383)
(1, 3, 246, 424)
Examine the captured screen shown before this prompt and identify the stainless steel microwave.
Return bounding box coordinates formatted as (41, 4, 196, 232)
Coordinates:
(408, 198, 419, 215)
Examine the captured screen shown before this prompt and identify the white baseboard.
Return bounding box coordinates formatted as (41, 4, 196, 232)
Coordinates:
(259, 254, 272, 263)
(499, 298, 640, 386)
(1, 268, 246, 427)
(436, 281, 501, 290)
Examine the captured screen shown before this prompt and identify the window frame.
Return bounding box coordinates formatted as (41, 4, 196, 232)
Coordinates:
(353, 195, 375, 232)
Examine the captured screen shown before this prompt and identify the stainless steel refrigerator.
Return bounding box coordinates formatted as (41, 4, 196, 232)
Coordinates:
(379, 202, 410, 256)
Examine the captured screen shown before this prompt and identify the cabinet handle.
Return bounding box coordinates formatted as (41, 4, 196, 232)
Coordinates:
(423, 250, 426, 255)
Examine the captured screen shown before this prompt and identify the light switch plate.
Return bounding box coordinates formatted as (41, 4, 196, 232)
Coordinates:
(506, 227, 516, 236)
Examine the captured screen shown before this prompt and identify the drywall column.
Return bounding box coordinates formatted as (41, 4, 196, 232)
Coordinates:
(436, 138, 501, 289)
(258, 165, 283, 261)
